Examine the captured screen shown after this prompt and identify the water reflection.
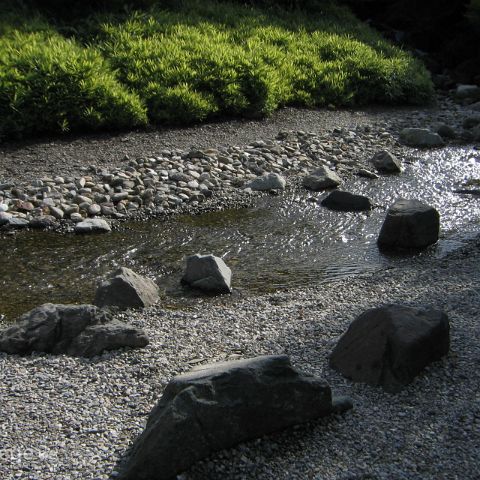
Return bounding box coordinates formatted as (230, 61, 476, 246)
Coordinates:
(1, 147, 479, 320)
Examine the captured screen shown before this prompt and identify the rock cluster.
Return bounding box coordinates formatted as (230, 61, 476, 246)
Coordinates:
(0, 303, 148, 357)
(0, 124, 412, 231)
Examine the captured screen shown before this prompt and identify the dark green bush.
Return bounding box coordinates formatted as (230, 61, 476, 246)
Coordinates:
(0, 31, 147, 138)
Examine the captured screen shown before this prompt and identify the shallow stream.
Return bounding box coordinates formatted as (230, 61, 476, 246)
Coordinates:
(1, 147, 479, 321)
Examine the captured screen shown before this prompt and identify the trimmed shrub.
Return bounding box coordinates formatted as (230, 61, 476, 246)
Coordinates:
(0, 0, 434, 138)
(0, 31, 147, 138)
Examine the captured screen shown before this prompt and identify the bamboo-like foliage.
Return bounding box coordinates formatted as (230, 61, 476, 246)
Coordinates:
(0, 0, 434, 139)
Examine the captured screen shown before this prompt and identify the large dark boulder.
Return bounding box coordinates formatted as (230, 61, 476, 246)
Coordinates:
(0, 303, 148, 357)
(321, 190, 373, 211)
(330, 304, 450, 392)
(181, 254, 232, 293)
(94, 267, 160, 310)
(119, 355, 352, 480)
(377, 199, 440, 249)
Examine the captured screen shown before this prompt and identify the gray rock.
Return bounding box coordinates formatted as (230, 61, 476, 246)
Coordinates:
(70, 212, 84, 223)
(75, 218, 111, 233)
(472, 124, 480, 141)
(94, 267, 160, 310)
(455, 84, 480, 101)
(119, 355, 352, 480)
(181, 254, 232, 294)
(49, 206, 64, 220)
(0, 303, 147, 357)
(371, 150, 402, 173)
(432, 123, 456, 139)
(469, 101, 480, 111)
(303, 166, 341, 191)
(463, 115, 480, 129)
(0, 211, 13, 225)
(29, 215, 56, 229)
(377, 199, 440, 249)
(357, 168, 379, 179)
(399, 128, 445, 148)
(2, 217, 29, 229)
(330, 304, 449, 392)
(88, 204, 102, 216)
(321, 190, 372, 212)
(246, 173, 286, 191)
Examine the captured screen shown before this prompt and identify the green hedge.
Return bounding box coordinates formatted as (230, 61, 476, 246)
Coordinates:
(0, 0, 434, 139)
(0, 31, 147, 138)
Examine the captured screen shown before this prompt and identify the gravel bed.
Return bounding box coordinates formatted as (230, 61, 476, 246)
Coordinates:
(1, 236, 479, 480)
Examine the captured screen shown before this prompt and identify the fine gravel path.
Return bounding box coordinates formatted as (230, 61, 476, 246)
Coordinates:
(1, 97, 480, 480)
(0, 236, 479, 480)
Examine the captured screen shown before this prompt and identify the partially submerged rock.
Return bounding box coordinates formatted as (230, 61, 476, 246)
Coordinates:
(377, 199, 440, 249)
(181, 254, 232, 293)
(399, 128, 445, 148)
(455, 84, 480, 101)
(321, 190, 372, 212)
(94, 267, 160, 310)
(463, 115, 480, 129)
(371, 150, 401, 173)
(0, 303, 148, 357)
(119, 355, 352, 480)
(246, 173, 286, 191)
(330, 305, 450, 392)
(303, 166, 341, 191)
(432, 123, 456, 139)
(0, 216, 28, 229)
(29, 215, 56, 229)
(75, 218, 111, 233)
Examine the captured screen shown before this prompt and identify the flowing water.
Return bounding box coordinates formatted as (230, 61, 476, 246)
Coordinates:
(1, 147, 479, 321)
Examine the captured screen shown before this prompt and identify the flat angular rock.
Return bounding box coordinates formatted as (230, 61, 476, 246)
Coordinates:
(371, 150, 402, 173)
(330, 305, 449, 392)
(399, 128, 445, 148)
(119, 355, 352, 480)
(181, 254, 232, 293)
(75, 218, 111, 233)
(321, 190, 372, 211)
(67, 320, 149, 357)
(357, 168, 379, 179)
(0, 303, 148, 357)
(29, 215, 56, 229)
(247, 173, 286, 191)
(303, 166, 341, 191)
(377, 199, 440, 249)
(94, 267, 160, 310)
(0, 216, 28, 229)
